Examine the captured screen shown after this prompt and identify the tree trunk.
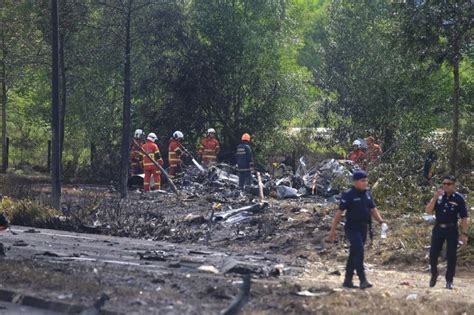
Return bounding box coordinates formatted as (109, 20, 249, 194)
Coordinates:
(51, 0, 62, 210)
(119, 1, 133, 198)
(47, 140, 51, 173)
(449, 39, 460, 176)
(1, 27, 7, 173)
(59, 33, 66, 171)
(90, 142, 96, 168)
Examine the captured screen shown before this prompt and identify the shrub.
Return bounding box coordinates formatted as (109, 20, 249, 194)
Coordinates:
(0, 197, 61, 227)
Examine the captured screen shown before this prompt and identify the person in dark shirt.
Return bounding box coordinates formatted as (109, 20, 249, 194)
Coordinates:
(327, 170, 385, 289)
(423, 150, 437, 183)
(236, 133, 254, 189)
(425, 175, 469, 289)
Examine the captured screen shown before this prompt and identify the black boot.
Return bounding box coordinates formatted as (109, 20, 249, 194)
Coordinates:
(358, 270, 372, 289)
(342, 279, 358, 289)
(359, 280, 373, 289)
(446, 281, 454, 290)
(429, 272, 438, 288)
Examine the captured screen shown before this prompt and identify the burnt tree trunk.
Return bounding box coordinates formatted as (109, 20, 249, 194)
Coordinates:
(119, 0, 133, 198)
(1, 26, 7, 173)
(449, 38, 460, 176)
(51, 0, 61, 210)
(59, 33, 67, 171)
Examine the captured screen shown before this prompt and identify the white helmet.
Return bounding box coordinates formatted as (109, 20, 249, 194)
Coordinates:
(173, 131, 184, 140)
(147, 133, 158, 142)
(134, 129, 144, 139)
(207, 128, 216, 135)
(352, 140, 361, 148)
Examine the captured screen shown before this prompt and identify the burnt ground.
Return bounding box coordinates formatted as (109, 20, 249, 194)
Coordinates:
(1, 183, 474, 314)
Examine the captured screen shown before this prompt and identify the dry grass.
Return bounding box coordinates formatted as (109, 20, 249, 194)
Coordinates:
(0, 196, 60, 227)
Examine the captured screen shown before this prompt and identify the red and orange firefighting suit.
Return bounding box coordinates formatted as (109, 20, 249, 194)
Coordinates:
(168, 138, 184, 178)
(366, 136, 383, 163)
(130, 140, 144, 176)
(141, 140, 163, 191)
(367, 143, 383, 162)
(197, 136, 220, 165)
(348, 148, 367, 169)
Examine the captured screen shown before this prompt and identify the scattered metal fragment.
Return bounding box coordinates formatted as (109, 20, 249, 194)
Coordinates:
(197, 265, 220, 274)
(24, 229, 40, 234)
(138, 250, 169, 261)
(12, 240, 28, 247)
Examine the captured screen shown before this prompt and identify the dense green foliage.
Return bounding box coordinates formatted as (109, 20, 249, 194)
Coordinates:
(0, 0, 472, 181)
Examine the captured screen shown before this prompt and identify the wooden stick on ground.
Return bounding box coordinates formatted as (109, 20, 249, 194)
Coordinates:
(257, 172, 264, 202)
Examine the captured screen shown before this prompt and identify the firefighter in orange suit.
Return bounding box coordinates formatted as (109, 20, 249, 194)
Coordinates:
(168, 131, 185, 178)
(366, 136, 383, 163)
(130, 129, 145, 176)
(141, 133, 163, 191)
(348, 139, 367, 169)
(198, 128, 220, 165)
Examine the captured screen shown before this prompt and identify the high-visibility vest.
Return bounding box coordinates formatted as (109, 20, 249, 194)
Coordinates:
(130, 142, 142, 167)
(348, 149, 366, 166)
(236, 142, 253, 171)
(168, 138, 183, 167)
(141, 141, 163, 172)
(198, 137, 220, 163)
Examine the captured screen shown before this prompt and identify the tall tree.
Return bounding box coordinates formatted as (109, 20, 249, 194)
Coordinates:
(51, 0, 61, 209)
(1, 2, 48, 172)
(0, 24, 6, 172)
(144, 0, 310, 156)
(98, 0, 159, 198)
(299, 0, 440, 148)
(398, 0, 473, 174)
(120, 0, 133, 198)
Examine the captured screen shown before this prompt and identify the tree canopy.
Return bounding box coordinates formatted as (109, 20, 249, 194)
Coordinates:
(0, 0, 472, 192)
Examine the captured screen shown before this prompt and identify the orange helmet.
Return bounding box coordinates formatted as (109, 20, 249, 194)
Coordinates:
(241, 133, 251, 141)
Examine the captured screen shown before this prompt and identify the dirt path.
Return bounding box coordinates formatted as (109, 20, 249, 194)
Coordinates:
(1, 226, 473, 314)
(292, 262, 474, 315)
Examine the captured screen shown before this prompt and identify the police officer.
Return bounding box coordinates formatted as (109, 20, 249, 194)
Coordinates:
(236, 133, 254, 189)
(425, 175, 469, 289)
(327, 170, 385, 289)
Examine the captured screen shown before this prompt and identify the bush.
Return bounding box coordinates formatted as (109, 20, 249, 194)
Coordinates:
(0, 197, 61, 227)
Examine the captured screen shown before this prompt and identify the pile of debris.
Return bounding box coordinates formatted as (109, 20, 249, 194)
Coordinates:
(46, 156, 360, 249)
(129, 157, 359, 201)
(271, 157, 357, 199)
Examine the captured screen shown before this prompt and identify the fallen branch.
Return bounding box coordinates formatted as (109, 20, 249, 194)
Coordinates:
(221, 274, 251, 315)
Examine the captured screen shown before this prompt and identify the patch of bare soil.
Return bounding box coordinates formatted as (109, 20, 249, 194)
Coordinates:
(1, 178, 473, 314)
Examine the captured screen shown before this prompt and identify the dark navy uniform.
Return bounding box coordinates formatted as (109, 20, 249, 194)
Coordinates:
(430, 192, 468, 282)
(236, 141, 253, 189)
(339, 187, 376, 283)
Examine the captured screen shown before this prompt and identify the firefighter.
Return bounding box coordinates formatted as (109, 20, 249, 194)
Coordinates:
(168, 131, 185, 178)
(236, 133, 254, 189)
(348, 140, 367, 168)
(130, 129, 145, 176)
(141, 133, 163, 192)
(366, 136, 383, 162)
(198, 128, 220, 166)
